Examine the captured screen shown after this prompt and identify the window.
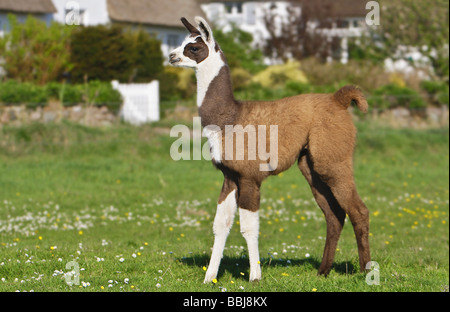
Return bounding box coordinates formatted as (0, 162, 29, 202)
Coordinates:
(225, 2, 243, 14)
(167, 34, 180, 52)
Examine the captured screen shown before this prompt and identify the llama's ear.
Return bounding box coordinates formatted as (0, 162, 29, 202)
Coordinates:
(195, 16, 214, 44)
(181, 17, 201, 36)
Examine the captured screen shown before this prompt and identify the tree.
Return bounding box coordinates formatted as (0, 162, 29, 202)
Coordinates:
(352, 0, 449, 81)
(70, 25, 133, 83)
(262, 0, 340, 63)
(70, 25, 164, 83)
(213, 26, 265, 74)
(0, 15, 73, 85)
(126, 28, 164, 83)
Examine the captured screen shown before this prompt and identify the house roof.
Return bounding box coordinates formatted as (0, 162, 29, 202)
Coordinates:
(107, 0, 205, 28)
(0, 0, 56, 14)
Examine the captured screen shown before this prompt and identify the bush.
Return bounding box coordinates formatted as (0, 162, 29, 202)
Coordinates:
(70, 25, 163, 84)
(251, 60, 308, 89)
(369, 83, 426, 110)
(0, 15, 73, 85)
(420, 80, 449, 106)
(0, 80, 122, 110)
(45, 82, 82, 106)
(70, 25, 133, 83)
(0, 80, 48, 108)
(80, 81, 122, 111)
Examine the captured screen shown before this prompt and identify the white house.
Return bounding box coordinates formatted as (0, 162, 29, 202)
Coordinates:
(201, 0, 368, 63)
(0, 0, 56, 37)
(50, 0, 204, 58)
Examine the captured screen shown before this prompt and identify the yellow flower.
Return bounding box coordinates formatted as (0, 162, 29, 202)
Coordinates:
(281, 273, 289, 277)
(169, 227, 173, 231)
(212, 279, 217, 284)
(202, 266, 207, 271)
(38, 236, 43, 240)
(312, 288, 317, 292)
(78, 230, 83, 235)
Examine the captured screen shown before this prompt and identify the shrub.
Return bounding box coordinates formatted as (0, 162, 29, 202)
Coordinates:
(369, 83, 426, 110)
(0, 81, 121, 110)
(420, 80, 449, 106)
(70, 25, 163, 84)
(0, 15, 73, 85)
(45, 82, 82, 106)
(251, 60, 308, 89)
(213, 27, 265, 74)
(70, 25, 133, 83)
(127, 29, 164, 83)
(0, 80, 48, 108)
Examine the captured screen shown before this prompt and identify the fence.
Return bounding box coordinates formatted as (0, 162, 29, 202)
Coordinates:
(112, 80, 160, 125)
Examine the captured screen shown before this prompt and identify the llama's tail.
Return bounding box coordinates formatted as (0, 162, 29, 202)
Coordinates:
(333, 85, 368, 113)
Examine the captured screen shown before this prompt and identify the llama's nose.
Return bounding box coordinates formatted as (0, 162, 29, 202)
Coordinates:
(169, 52, 180, 64)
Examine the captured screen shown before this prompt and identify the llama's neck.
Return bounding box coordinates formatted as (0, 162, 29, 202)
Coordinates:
(196, 52, 239, 129)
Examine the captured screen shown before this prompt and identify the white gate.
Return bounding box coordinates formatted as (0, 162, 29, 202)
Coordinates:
(112, 80, 160, 125)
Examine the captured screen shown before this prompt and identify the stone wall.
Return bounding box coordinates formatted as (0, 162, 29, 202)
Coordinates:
(0, 102, 448, 129)
(0, 102, 118, 127)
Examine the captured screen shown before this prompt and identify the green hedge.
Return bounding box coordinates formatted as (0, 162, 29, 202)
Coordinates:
(368, 84, 426, 110)
(0, 80, 122, 111)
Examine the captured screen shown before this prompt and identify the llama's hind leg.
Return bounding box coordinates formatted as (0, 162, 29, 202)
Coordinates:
(310, 156, 371, 273)
(326, 170, 371, 273)
(298, 151, 346, 276)
(204, 177, 238, 283)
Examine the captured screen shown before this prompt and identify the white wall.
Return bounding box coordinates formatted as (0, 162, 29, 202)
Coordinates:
(51, 0, 109, 26)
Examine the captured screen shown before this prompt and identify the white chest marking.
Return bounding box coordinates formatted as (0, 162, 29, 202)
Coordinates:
(203, 126, 222, 163)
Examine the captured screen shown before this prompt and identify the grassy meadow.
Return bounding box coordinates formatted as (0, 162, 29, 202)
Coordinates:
(0, 120, 448, 292)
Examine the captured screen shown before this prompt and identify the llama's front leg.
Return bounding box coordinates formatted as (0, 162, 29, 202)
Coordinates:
(204, 189, 237, 283)
(239, 208, 261, 282)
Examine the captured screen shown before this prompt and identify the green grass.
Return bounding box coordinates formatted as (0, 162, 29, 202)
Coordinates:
(0, 121, 448, 292)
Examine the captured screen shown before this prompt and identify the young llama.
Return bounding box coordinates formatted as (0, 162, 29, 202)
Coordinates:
(169, 17, 371, 283)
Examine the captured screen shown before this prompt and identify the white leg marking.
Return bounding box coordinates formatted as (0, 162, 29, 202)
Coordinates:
(239, 208, 261, 282)
(204, 190, 237, 283)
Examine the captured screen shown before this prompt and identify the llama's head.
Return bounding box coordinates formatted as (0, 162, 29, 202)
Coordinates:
(169, 17, 221, 69)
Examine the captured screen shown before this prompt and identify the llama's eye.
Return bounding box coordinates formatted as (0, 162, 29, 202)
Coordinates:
(190, 47, 199, 53)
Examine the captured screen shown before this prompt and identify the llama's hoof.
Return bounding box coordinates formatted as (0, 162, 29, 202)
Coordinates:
(203, 271, 217, 284)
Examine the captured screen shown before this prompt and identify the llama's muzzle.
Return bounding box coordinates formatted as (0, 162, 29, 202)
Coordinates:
(169, 53, 181, 65)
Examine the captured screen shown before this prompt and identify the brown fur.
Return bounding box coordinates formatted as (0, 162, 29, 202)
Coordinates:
(208, 64, 370, 274)
(180, 18, 371, 276)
